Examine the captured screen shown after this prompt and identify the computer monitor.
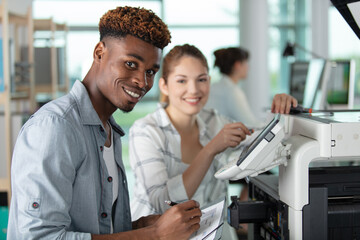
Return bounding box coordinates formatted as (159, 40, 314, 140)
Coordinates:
(302, 59, 330, 109)
(289, 61, 309, 105)
(326, 60, 355, 109)
(289, 59, 355, 110)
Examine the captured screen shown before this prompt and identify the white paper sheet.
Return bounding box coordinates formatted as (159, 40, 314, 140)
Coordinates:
(189, 199, 225, 240)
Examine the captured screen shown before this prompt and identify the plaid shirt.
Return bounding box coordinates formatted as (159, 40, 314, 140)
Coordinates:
(129, 103, 241, 220)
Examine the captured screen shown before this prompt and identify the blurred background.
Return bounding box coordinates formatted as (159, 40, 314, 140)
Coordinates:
(1, 1, 360, 237)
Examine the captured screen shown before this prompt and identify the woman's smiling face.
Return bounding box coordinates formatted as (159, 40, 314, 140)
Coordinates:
(163, 55, 210, 116)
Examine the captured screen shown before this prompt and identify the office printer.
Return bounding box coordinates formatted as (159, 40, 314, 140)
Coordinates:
(215, 112, 360, 239)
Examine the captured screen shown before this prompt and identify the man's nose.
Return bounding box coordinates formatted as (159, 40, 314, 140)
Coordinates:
(133, 72, 148, 88)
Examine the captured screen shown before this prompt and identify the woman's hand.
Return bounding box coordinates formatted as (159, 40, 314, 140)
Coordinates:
(271, 93, 298, 114)
(208, 122, 251, 155)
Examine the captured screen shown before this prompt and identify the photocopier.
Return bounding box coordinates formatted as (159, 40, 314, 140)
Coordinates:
(216, 112, 360, 239)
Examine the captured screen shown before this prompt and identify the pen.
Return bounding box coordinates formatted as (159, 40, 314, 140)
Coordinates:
(165, 200, 178, 206)
(202, 222, 224, 240)
(165, 200, 205, 215)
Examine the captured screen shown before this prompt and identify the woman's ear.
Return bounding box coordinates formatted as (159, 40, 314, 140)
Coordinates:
(158, 77, 169, 96)
(93, 41, 105, 62)
(233, 60, 243, 71)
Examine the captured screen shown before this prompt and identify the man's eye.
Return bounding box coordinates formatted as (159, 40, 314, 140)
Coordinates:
(177, 79, 186, 83)
(146, 69, 155, 76)
(199, 78, 208, 82)
(126, 61, 136, 68)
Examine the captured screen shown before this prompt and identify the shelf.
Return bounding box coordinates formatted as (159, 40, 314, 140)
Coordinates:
(0, 92, 7, 105)
(11, 91, 29, 100)
(0, 179, 10, 192)
(0, 0, 11, 206)
(35, 84, 52, 93)
(34, 19, 68, 32)
(33, 18, 69, 100)
(0, 0, 34, 206)
(34, 19, 54, 31)
(8, 12, 28, 25)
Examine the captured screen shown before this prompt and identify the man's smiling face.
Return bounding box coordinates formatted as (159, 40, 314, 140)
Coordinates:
(95, 35, 162, 112)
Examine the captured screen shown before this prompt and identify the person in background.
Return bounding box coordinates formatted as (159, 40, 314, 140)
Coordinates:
(7, 6, 201, 239)
(129, 44, 297, 238)
(205, 47, 265, 128)
(205, 46, 294, 237)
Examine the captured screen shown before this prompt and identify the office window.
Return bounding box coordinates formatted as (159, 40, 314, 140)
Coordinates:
(165, 28, 239, 82)
(32, 0, 241, 173)
(163, 0, 239, 83)
(268, 0, 310, 94)
(164, 0, 239, 26)
(33, 1, 162, 26)
(33, 0, 162, 97)
(33, 0, 240, 93)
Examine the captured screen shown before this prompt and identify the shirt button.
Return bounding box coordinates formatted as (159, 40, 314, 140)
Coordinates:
(100, 146, 103, 152)
(101, 212, 107, 218)
(100, 126, 104, 132)
(107, 176, 113, 182)
(32, 202, 40, 209)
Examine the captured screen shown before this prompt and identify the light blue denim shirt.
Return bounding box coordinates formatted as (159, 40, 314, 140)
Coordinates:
(7, 80, 132, 239)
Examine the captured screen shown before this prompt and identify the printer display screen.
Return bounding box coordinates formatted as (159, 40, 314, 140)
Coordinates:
(237, 114, 280, 166)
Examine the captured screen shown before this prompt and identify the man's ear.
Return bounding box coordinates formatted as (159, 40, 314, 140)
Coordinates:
(93, 41, 105, 62)
(158, 77, 169, 96)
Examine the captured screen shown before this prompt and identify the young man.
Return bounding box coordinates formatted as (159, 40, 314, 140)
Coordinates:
(7, 6, 201, 239)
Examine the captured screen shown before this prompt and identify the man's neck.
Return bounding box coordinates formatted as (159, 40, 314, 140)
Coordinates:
(82, 74, 115, 128)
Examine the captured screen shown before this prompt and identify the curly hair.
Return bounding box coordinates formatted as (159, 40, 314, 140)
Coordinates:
(214, 47, 249, 75)
(99, 6, 171, 49)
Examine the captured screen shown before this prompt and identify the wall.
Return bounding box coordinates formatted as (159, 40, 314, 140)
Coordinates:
(240, 0, 270, 121)
(8, 0, 33, 15)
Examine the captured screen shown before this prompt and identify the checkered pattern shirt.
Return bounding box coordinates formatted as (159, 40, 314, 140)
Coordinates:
(129, 103, 240, 220)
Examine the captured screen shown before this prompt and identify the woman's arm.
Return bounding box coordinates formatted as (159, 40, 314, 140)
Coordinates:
(182, 122, 251, 198)
(182, 93, 297, 199)
(130, 123, 189, 213)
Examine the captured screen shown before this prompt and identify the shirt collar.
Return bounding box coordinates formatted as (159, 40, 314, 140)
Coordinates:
(156, 102, 173, 128)
(156, 102, 208, 138)
(196, 113, 208, 139)
(70, 80, 125, 136)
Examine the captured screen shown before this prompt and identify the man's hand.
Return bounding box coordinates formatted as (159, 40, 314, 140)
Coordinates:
(92, 201, 200, 240)
(271, 93, 298, 114)
(153, 200, 202, 240)
(132, 215, 161, 229)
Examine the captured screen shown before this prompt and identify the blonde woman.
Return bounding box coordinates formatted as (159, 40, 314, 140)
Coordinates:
(129, 44, 297, 235)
